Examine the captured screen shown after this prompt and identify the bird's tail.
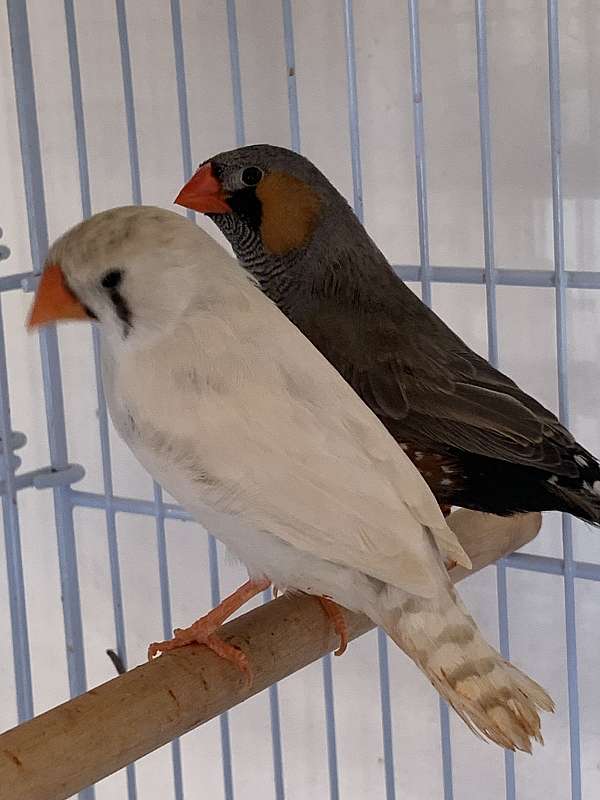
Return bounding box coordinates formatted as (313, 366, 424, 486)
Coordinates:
(551, 447, 600, 525)
(373, 583, 554, 752)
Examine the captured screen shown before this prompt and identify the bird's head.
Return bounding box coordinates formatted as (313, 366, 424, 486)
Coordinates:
(27, 205, 223, 347)
(175, 144, 361, 281)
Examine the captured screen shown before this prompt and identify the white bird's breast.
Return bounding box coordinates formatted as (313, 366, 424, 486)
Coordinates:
(101, 339, 255, 552)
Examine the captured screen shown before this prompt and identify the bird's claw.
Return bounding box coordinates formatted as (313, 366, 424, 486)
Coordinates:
(148, 624, 253, 685)
(318, 596, 349, 656)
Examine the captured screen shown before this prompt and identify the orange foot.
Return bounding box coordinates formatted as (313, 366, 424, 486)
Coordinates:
(318, 596, 349, 656)
(148, 577, 271, 684)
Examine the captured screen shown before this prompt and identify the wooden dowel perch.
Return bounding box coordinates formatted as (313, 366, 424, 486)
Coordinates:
(0, 510, 541, 800)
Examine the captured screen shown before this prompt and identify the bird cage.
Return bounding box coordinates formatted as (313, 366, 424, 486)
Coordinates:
(1, 1, 599, 799)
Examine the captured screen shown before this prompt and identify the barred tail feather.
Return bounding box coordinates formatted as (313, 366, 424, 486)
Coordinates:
(375, 584, 554, 752)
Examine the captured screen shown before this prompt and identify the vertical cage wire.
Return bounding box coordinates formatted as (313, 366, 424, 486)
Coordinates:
(321, 643, 341, 800)
(165, 3, 199, 786)
(66, 0, 126, 694)
(65, 0, 139, 795)
(406, 1, 453, 795)
(154, 0, 203, 793)
(343, 4, 396, 799)
(115, 0, 141, 206)
(91, 330, 138, 800)
(169, 0, 195, 209)
(0, 295, 33, 724)
(152, 482, 184, 800)
(343, 0, 363, 221)
(226, 0, 245, 149)
(273, 0, 346, 790)
(6, 2, 90, 766)
(546, 3, 582, 799)
(115, 0, 185, 795)
(473, 3, 516, 799)
(224, 4, 288, 798)
(207, 535, 235, 800)
(407, 0, 432, 308)
(265, 18, 300, 792)
(281, 0, 300, 153)
(474, 0, 498, 367)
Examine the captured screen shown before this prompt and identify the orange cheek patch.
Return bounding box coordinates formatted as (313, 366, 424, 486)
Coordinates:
(256, 172, 321, 255)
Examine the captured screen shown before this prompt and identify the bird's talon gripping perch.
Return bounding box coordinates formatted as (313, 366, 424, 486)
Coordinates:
(148, 629, 252, 682)
(318, 596, 349, 656)
(147, 577, 270, 681)
(204, 634, 252, 685)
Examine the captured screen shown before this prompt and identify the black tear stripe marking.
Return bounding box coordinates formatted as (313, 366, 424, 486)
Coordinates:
(226, 187, 262, 231)
(109, 288, 132, 337)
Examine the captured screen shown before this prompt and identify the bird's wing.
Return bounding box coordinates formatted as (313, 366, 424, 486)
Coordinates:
(312, 286, 577, 477)
(143, 304, 470, 597)
(380, 341, 576, 476)
(403, 362, 576, 471)
(196, 388, 468, 597)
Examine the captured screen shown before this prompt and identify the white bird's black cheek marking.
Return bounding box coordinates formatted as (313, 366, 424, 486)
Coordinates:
(109, 288, 132, 337)
(99, 268, 131, 337)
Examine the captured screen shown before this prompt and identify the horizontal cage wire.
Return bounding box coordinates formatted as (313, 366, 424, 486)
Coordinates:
(1, 1, 599, 799)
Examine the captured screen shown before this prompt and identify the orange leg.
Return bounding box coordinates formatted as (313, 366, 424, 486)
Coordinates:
(148, 577, 271, 682)
(319, 596, 349, 656)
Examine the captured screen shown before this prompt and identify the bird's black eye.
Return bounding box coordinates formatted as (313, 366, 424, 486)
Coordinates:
(240, 167, 263, 187)
(101, 269, 123, 289)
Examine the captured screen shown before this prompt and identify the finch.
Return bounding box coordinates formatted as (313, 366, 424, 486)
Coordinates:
(177, 144, 600, 523)
(28, 206, 552, 751)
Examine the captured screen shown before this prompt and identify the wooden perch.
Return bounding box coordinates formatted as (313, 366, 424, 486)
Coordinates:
(0, 509, 541, 800)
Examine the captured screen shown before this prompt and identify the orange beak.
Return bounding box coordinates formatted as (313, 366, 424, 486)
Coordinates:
(27, 263, 90, 330)
(175, 162, 232, 214)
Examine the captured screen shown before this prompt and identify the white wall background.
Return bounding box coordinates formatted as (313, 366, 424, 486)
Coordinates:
(1, 1, 600, 798)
